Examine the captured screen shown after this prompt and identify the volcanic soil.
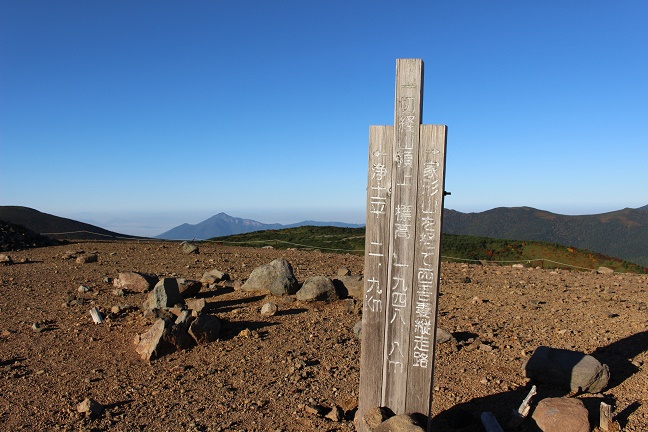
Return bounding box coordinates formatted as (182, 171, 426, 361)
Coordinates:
(1, 241, 647, 431)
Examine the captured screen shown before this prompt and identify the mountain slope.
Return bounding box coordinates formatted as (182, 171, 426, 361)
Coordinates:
(0, 206, 137, 240)
(442, 206, 648, 266)
(157, 213, 283, 240)
(156, 213, 364, 240)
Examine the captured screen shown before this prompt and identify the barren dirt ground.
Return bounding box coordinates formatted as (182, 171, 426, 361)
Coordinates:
(1, 241, 647, 431)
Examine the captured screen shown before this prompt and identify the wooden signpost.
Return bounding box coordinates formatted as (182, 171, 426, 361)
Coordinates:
(358, 59, 447, 431)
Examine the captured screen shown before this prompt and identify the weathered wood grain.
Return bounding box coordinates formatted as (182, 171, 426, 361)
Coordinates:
(360, 59, 447, 432)
(405, 124, 447, 419)
(357, 125, 393, 431)
(381, 58, 424, 412)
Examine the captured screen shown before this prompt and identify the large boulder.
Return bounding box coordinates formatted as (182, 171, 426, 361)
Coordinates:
(143, 278, 185, 310)
(114, 272, 157, 292)
(296, 276, 338, 302)
(241, 258, 298, 295)
(524, 346, 609, 393)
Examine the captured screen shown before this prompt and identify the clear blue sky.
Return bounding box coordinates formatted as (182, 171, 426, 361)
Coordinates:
(1, 1, 646, 236)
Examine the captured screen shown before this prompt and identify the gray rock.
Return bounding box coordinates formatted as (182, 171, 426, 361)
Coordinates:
(114, 272, 157, 292)
(241, 258, 298, 295)
(201, 269, 229, 284)
(531, 397, 590, 432)
(78, 285, 90, 293)
(188, 314, 221, 344)
(333, 274, 364, 299)
(177, 278, 202, 298)
(436, 327, 456, 344)
(597, 266, 615, 275)
(296, 276, 338, 302)
(524, 346, 609, 393)
(175, 310, 192, 327)
(143, 278, 185, 311)
(353, 320, 363, 339)
(374, 414, 425, 432)
(181, 241, 199, 254)
(260, 302, 278, 317)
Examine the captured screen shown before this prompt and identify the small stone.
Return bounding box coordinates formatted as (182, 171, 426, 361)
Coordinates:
(260, 302, 278, 317)
(363, 406, 390, 429)
(304, 405, 322, 416)
(337, 267, 351, 276)
(181, 241, 199, 254)
(185, 298, 206, 314)
(374, 414, 425, 432)
(0, 254, 13, 265)
(436, 327, 455, 344)
(76, 254, 98, 264)
(78, 285, 90, 293)
(353, 320, 362, 339)
(325, 405, 343, 422)
(76, 398, 103, 415)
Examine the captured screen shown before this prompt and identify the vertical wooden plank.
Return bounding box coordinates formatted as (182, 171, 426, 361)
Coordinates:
(406, 124, 447, 422)
(357, 125, 393, 431)
(382, 59, 423, 412)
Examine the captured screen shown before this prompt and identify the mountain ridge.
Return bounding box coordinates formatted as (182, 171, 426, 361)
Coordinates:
(156, 212, 363, 240)
(0, 206, 139, 240)
(441, 204, 648, 266)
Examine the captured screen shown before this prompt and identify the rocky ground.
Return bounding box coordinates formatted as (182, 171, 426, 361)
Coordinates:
(0, 241, 647, 431)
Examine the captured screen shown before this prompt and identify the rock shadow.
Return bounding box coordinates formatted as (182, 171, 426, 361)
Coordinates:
(276, 308, 309, 316)
(204, 294, 266, 313)
(196, 286, 234, 299)
(430, 330, 648, 430)
(590, 330, 648, 388)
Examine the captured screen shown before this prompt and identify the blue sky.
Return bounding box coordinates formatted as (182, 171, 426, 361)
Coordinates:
(1, 1, 646, 236)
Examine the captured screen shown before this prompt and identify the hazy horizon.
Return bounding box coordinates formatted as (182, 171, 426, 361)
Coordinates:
(2, 2, 646, 233)
(46, 202, 646, 238)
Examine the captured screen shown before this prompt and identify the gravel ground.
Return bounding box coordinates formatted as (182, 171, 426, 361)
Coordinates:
(1, 241, 647, 431)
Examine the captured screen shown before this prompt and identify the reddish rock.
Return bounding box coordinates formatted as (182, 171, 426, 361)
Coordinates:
(134, 319, 169, 361)
(114, 272, 157, 292)
(531, 397, 590, 432)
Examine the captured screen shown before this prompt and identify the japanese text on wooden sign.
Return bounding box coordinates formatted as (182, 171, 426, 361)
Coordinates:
(358, 58, 447, 432)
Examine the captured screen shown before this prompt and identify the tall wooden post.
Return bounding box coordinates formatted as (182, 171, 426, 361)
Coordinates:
(358, 59, 447, 431)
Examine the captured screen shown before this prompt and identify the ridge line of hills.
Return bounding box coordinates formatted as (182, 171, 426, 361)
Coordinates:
(1, 205, 647, 267)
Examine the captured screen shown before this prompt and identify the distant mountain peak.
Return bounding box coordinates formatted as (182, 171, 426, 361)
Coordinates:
(156, 212, 363, 240)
